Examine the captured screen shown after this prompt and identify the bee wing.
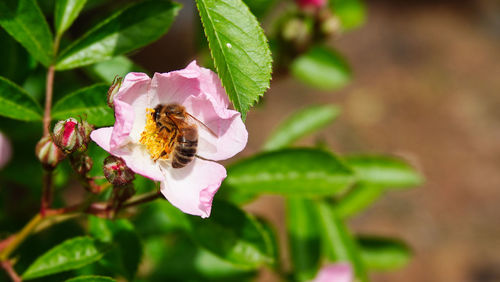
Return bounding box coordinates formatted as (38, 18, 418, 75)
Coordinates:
(187, 113, 218, 137)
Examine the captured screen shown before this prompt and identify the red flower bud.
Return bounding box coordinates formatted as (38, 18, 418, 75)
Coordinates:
(107, 76, 123, 109)
(103, 155, 135, 186)
(71, 153, 93, 176)
(296, 0, 326, 9)
(78, 119, 94, 151)
(53, 118, 83, 154)
(36, 136, 64, 170)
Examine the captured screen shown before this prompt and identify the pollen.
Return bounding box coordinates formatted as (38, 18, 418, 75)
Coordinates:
(139, 108, 174, 160)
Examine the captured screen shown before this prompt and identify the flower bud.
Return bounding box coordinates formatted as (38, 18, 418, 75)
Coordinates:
(36, 136, 64, 170)
(53, 118, 83, 154)
(0, 131, 12, 170)
(71, 153, 93, 175)
(107, 76, 123, 109)
(296, 0, 326, 10)
(282, 18, 311, 48)
(103, 155, 135, 186)
(318, 10, 341, 36)
(78, 119, 94, 151)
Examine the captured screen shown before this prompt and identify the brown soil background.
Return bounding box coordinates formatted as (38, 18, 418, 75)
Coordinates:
(132, 1, 500, 281)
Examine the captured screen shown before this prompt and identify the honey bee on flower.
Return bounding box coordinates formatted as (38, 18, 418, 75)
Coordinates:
(91, 61, 248, 218)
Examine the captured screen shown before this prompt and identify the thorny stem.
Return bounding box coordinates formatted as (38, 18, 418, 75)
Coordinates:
(1, 261, 21, 282)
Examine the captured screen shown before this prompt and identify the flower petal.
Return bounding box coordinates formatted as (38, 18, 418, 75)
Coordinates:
(160, 158, 226, 218)
(91, 127, 164, 181)
(312, 263, 353, 282)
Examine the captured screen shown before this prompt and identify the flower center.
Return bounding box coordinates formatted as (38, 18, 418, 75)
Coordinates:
(139, 108, 175, 161)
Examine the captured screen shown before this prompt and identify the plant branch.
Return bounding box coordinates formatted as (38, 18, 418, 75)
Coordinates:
(43, 65, 55, 136)
(121, 191, 163, 209)
(0, 214, 42, 261)
(1, 260, 21, 282)
(40, 170, 54, 217)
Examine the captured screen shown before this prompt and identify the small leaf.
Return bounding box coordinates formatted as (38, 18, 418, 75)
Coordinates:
(0, 76, 42, 121)
(345, 155, 424, 188)
(66, 275, 116, 282)
(86, 56, 145, 84)
(263, 104, 341, 151)
(335, 184, 384, 218)
(315, 201, 367, 281)
(330, 0, 365, 31)
(22, 237, 109, 280)
(0, 0, 54, 66)
(291, 46, 351, 90)
(187, 201, 274, 269)
(56, 0, 181, 70)
(286, 198, 320, 280)
(55, 0, 88, 36)
(195, 0, 272, 119)
(52, 84, 113, 126)
(358, 236, 412, 271)
(225, 148, 354, 196)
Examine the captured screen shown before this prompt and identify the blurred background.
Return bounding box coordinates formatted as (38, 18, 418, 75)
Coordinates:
(120, 0, 500, 281)
(3, 0, 500, 281)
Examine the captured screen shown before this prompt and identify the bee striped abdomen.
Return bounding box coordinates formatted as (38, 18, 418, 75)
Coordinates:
(172, 127, 198, 168)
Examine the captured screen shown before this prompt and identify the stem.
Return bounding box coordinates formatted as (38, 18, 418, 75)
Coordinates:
(0, 214, 42, 261)
(43, 65, 55, 136)
(121, 191, 163, 209)
(40, 170, 54, 217)
(1, 261, 21, 282)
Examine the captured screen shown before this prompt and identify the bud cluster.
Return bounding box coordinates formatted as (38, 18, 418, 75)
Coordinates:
(52, 118, 94, 154)
(103, 155, 135, 186)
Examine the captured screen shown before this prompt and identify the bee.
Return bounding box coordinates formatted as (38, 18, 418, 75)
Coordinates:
(152, 103, 214, 168)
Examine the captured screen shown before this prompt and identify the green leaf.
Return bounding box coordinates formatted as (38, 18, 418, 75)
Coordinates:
(286, 198, 320, 280)
(0, 76, 42, 121)
(66, 275, 116, 282)
(195, 0, 272, 119)
(56, 0, 181, 70)
(86, 56, 146, 84)
(316, 201, 367, 281)
(345, 155, 424, 188)
(330, 0, 365, 31)
(187, 201, 274, 269)
(88, 216, 143, 280)
(225, 148, 354, 196)
(52, 84, 113, 126)
(0, 0, 54, 66)
(134, 199, 190, 236)
(55, 0, 88, 36)
(0, 29, 34, 84)
(263, 104, 341, 151)
(335, 184, 384, 218)
(291, 46, 351, 90)
(358, 236, 412, 271)
(22, 237, 109, 280)
(242, 0, 277, 18)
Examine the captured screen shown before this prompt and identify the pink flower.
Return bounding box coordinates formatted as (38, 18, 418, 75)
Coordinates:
(312, 263, 353, 282)
(0, 131, 12, 170)
(91, 61, 247, 218)
(296, 0, 327, 9)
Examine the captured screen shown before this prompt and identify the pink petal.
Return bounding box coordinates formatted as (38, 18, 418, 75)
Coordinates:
(91, 127, 164, 181)
(159, 158, 226, 218)
(110, 72, 151, 150)
(312, 263, 353, 282)
(152, 61, 247, 161)
(0, 131, 12, 169)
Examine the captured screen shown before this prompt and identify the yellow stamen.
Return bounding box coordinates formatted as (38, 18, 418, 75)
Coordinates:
(139, 108, 175, 160)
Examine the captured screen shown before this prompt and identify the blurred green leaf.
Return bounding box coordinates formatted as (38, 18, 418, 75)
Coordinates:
(316, 201, 367, 281)
(0, 76, 42, 121)
(263, 104, 341, 151)
(187, 201, 274, 269)
(0, 29, 34, 84)
(55, 0, 88, 36)
(86, 56, 145, 84)
(335, 184, 384, 218)
(242, 0, 277, 18)
(56, 0, 181, 70)
(0, 0, 53, 66)
(52, 84, 113, 126)
(88, 216, 143, 280)
(286, 198, 320, 280)
(133, 199, 190, 236)
(225, 148, 354, 196)
(195, 0, 272, 119)
(345, 155, 423, 188)
(66, 275, 116, 282)
(291, 46, 351, 90)
(358, 236, 412, 271)
(330, 0, 365, 31)
(22, 237, 109, 280)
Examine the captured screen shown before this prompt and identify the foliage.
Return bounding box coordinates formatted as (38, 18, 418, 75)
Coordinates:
(0, 0, 422, 281)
